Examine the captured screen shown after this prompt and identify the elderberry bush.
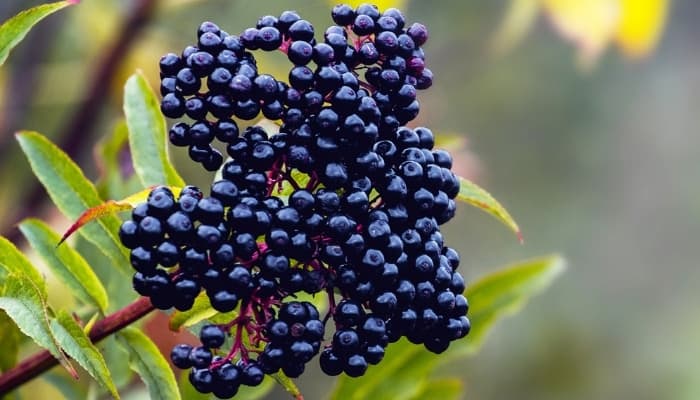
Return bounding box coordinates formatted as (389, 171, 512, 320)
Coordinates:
(118, 3, 469, 397)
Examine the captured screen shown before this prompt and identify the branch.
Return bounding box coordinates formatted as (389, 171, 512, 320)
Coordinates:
(57, 0, 158, 157)
(1, 0, 159, 244)
(0, 296, 155, 395)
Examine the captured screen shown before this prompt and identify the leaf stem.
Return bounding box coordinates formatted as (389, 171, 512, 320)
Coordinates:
(0, 296, 155, 396)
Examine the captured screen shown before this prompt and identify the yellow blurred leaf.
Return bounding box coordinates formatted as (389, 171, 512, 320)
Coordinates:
(490, 0, 539, 55)
(493, 0, 668, 66)
(433, 132, 468, 152)
(457, 176, 523, 243)
(542, 0, 620, 66)
(59, 186, 182, 246)
(615, 0, 669, 59)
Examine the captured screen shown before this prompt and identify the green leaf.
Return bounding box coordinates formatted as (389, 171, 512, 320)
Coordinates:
(0, 1, 76, 66)
(123, 72, 185, 188)
(116, 327, 181, 400)
(450, 254, 566, 358)
(95, 120, 133, 198)
(0, 274, 75, 376)
(43, 370, 89, 400)
(271, 371, 303, 400)
(100, 336, 134, 389)
(330, 337, 436, 400)
(49, 310, 120, 399)
(177, 370, 209, 400)
(457, 176, 523, 243)
(16, 131, 129, 274)
(0, 236, 46, 297)
(0, 310, 21, 372)
(409, 378, 463, 400)
(235, 376, 275, 399)
(20, 219, 108, 313)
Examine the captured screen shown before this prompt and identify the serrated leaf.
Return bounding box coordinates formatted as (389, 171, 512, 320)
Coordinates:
(100, 336, 134, 390)
(0, 310, 21, 372)
(20, 219, 108, 313)
(409, 378, 463, 400)
(43, 371, 89, 400)
(0, 0, 76, 66)
(457, 175, 522, 243)
(16, 131, 129, 273)
(448, 254, 566, 358)
(50, 310, 120, 399)
(0, 236, 46, 297)
(124, 72, 184, 188)
(0, 274, 76, 377)
(59, 186, 181, 245)
(168, 292, 218, 331)
(116, 327, 181, 400)
(271, 371, 303, 400)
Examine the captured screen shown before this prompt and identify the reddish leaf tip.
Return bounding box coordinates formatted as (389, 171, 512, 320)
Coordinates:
(517, 231, 524, 244)
(66, 362, 79, 379)
(57, 228, 75, 248)
(67, 0, 80, 4)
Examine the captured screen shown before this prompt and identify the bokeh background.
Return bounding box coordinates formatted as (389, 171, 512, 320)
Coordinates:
(1, 1, 698, 399)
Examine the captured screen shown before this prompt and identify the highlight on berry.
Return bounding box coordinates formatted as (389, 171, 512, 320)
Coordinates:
(117, 3, 469, 397)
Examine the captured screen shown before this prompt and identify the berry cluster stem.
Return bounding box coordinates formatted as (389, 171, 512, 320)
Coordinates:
(0, 296, 155, 396)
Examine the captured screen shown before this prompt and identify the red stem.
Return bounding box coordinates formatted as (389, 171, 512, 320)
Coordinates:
(323, 286, 338, 325)
(0, 296, 155, 396)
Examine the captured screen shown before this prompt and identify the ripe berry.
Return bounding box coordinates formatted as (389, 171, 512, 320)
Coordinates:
(288, 19, 315, 42)
(344, 354, 368, 377)
(200, 324, 226, 348)
(170, 344, 193, 369)
(147, 6, 470, 391)
(160, 93, 185, 118)
(320, 349, 343, 376)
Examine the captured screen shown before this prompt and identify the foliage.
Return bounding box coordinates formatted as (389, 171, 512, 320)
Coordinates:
(0, 2, 563, 400)
(0, 0, 76, 66)
(491, 0, 669, 67)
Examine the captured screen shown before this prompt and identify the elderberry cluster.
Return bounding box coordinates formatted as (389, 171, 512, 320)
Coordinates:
(257, 301, 324, 378)
(171, 324, 265, 397)
(159, 4, 433, 172)
(116, 4, 472, 397)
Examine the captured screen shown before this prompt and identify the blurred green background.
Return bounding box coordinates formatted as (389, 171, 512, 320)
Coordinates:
(1, 0, 698, 399)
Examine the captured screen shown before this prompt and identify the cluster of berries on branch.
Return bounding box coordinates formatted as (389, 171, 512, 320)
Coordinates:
(118, 3, 469, 397)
